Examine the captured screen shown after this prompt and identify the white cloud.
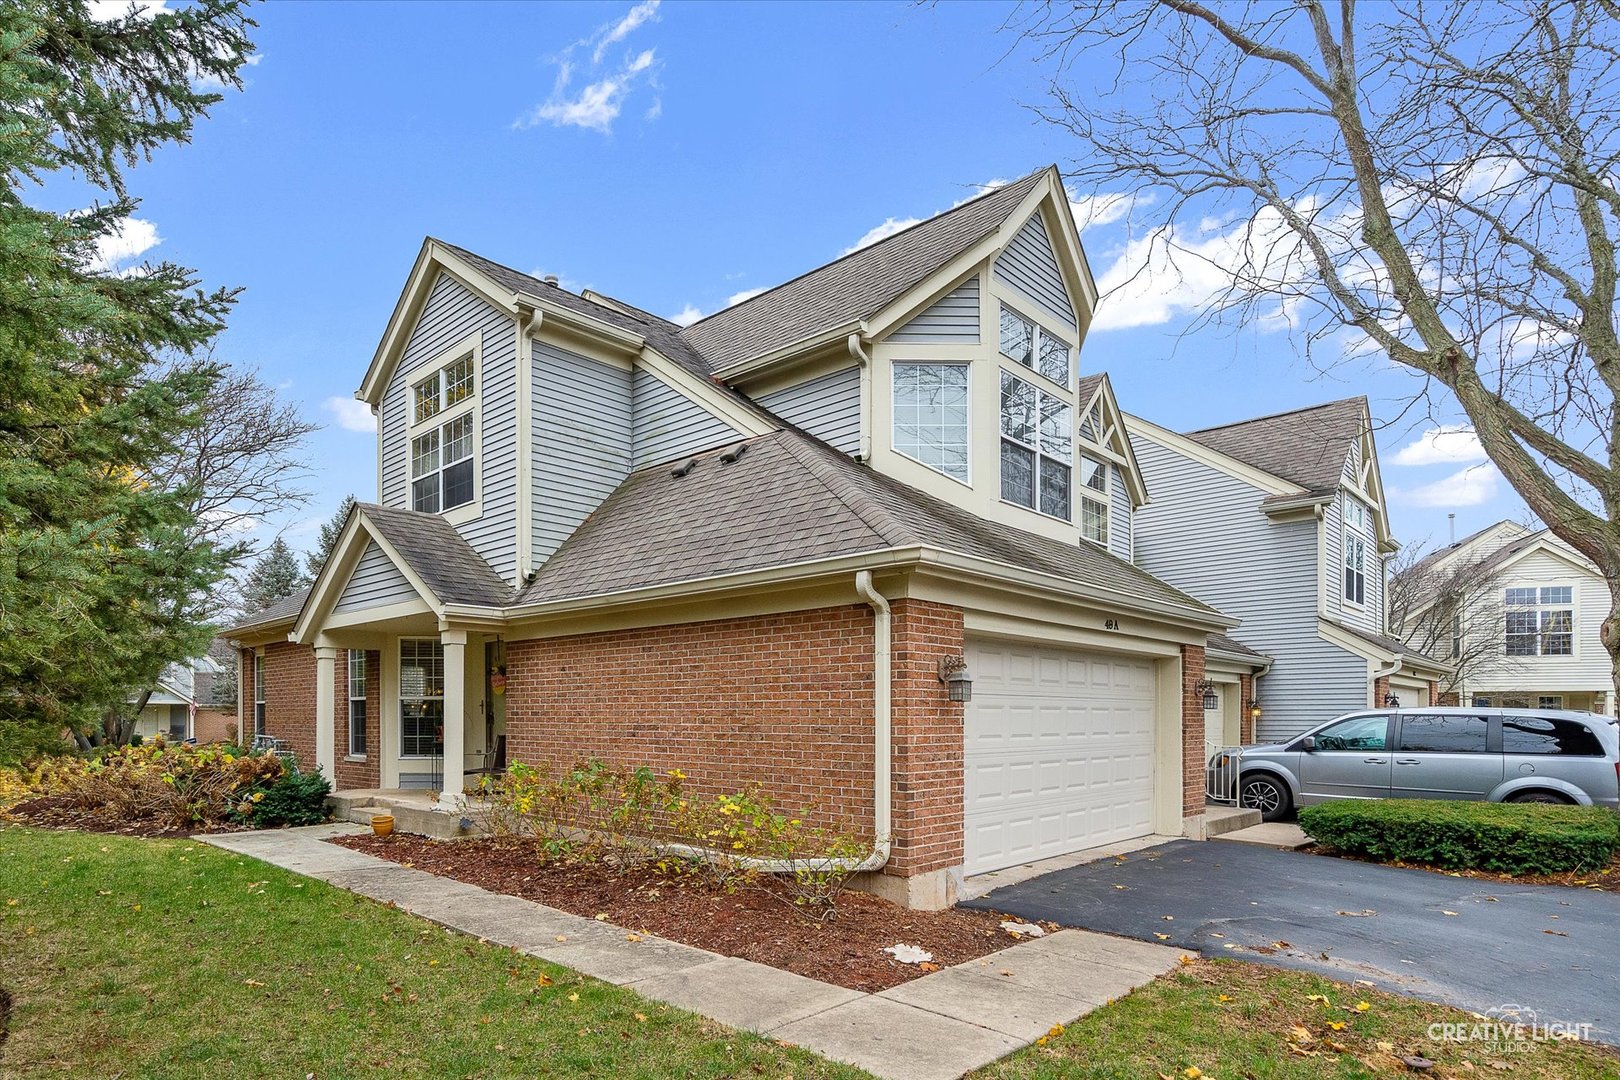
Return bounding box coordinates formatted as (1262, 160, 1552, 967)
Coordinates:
(669, 304, 704, 327)
(593, 0, 660, 63)
(91, 217, 160, 272)
(520, 3, 662, 135)
(325, 396, 377, 434)
(1392, 463, 1501, 508)
(726, 287, 766, 307)
(1067, 190, 1150, 232)
(1393, 425, 1486, 467)
(842, 217, 920, 256)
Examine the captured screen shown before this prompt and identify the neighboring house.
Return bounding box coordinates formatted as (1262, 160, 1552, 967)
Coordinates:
(1126, 399, 1452, 745)
(130, 656, 225, 743)
(228, 165, 1256, 910)
(1393, 520, 1616, 716)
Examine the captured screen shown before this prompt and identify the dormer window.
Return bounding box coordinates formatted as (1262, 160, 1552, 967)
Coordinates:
(1000, 306, 1070, 387)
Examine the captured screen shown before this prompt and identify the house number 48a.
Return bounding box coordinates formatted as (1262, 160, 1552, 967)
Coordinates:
(1103, 618, 1121, 631)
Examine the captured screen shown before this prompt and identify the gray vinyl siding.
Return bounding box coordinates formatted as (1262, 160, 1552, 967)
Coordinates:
(333, 541, 418, 614)
(757, 366, 861, 455)
(993, 213, 1077, 329)
(631, 368, 742, 468)
(377, 270, 519, 582)
(889, 276, 980, 343)
(1108, 466, 1133, 562)
(1131, 434, 1369, 739)
(532, 340, 632, 567)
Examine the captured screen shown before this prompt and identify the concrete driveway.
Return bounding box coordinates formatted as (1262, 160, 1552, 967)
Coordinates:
(961, 839, 1620, 1044)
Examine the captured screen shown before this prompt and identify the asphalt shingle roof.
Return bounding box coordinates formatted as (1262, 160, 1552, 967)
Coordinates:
(228, 586, 311, 633)
(678, 169, 1050, 371)
(358, 503, 513, 607)
(1334, 621, 1447, 667)
(1207, 633, 1269, 661)
(1186, 397, 1367, 497)
(516, 426, 1223, 621)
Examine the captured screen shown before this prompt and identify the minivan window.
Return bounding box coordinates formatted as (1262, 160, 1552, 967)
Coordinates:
(1502, 716, 1605, 757)
(1398, 713, 1490, 754)
(1311, 714, 1388, 751)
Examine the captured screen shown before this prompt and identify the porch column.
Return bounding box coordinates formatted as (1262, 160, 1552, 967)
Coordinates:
(314, 646, 337, 783)
(436, 630, 467, 811)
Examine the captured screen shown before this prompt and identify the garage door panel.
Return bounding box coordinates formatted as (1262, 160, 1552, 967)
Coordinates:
(964, 639, 1159, 876)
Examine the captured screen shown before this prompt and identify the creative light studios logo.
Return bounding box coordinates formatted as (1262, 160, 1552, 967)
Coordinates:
(1428, 1004, 1593, 1051)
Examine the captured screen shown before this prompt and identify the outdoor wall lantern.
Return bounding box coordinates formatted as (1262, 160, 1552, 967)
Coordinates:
(1247, 699, 1263, 721)
(1194, 677, 1218, 711)
(1383, 692, 1401, 707)
(490, 636, 507, 696)
(938, 656, 973, 703)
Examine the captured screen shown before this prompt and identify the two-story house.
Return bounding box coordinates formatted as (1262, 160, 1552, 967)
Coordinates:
(228, 166, 1252, 909)
(1126, 399, 1452, 746)
(1393, 520, 1615, 716)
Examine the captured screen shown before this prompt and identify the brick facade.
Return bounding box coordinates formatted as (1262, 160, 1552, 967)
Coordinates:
(1373, 675, 1392, 709)
(240, 643, 381, 787)
(504, 601, 970, 882)
(1179, 644, 1207, 820)
(886, 599, 966, 877)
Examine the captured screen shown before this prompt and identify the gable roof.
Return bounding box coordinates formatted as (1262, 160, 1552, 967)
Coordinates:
(357, 504, 513, 607)
(513, 425, 1226, 626)
(1403, 519, 1531, 581)
(678, 169, 1050, 372)
(1185, 397, 1367, 497)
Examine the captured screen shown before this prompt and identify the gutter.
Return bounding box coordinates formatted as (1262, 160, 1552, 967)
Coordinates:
(661, 570, 892, 876)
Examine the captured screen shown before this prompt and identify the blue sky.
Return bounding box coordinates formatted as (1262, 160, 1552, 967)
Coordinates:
(83, 0, 1520, 561)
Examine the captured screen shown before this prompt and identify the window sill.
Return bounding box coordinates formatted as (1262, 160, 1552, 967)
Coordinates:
(997, 496, 1074, 526)
(344, 754, 368, 763)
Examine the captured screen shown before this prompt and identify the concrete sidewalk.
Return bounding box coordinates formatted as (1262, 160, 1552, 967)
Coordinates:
(202, 825, 1183, 1080)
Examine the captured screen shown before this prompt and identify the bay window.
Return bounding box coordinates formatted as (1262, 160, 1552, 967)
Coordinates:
(892, 363, 969, 482)
(1000, 370, 1072, 519)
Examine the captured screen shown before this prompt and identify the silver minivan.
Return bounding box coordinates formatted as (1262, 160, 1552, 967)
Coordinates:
(1218, 707, 1620, 821)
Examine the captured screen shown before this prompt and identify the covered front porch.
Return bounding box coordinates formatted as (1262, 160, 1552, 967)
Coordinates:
(310, 618, 508, 811)
(292, 503, 518, 812)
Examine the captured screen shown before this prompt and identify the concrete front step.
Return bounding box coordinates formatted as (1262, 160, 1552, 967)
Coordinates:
(329, 793, 478, 841)
(1203, 804, 1262, 837)
(1211, 821, 1311, 849)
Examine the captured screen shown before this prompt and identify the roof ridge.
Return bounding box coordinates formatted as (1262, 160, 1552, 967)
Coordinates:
(431, 239, 652, 329)
(771, 430, 918, 548)
(679, 166, 1050, 333)
(1186, 394, 1367, 436)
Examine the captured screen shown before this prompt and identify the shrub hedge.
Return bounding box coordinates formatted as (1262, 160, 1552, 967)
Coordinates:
(1297, 798, 1620, 875)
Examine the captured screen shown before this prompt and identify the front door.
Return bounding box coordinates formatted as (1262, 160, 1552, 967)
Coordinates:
(1297, 713, 1394, 803)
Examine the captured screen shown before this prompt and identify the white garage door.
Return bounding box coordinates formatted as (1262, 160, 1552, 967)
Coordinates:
(964, 639, 1158, 876)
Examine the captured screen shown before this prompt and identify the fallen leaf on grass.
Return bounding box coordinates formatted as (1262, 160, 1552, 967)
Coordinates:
(536, 974, 553, 987)
(1290, 1026, 1314, 1043)
(1178, 955, 1195, 966)
(568, 992, 580, 1002)
(635, 1013, 647, 1023)
(1217, 994, 1233, 1003)
(1354, 1002, 1372, 1013)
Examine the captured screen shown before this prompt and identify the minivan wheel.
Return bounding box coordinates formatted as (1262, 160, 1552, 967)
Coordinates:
(1508, 790, 1573, 805)
(1239, 775, 1291, 822)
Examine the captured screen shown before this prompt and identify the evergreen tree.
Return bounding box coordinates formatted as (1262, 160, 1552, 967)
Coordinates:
(0, 0, 255, 742)
(241, 538, 310, 615)
(306, 495, 357, 578)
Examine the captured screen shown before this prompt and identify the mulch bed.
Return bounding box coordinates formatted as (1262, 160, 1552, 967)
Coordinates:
(1, 796, 243, 838)
(1307, 842, 1620, 893)
(331, 833, 1045, 992)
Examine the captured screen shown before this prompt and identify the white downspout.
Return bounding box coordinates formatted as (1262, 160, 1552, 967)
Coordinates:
(1372, 658, 1401, 706)
(662, 570, 892, 874)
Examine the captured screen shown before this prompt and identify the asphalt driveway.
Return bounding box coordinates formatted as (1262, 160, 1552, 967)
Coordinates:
(962, 839, 1620, 1044)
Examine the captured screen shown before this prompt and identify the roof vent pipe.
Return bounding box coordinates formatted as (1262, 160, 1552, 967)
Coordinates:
(670, 458, 698, 478)
(719, 442, 749, 464)
(543, 274, 559, 286)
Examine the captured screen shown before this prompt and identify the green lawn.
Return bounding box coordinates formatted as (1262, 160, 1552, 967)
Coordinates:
(0, 826, 864, 1079)
(3, 825, 1616, 1080)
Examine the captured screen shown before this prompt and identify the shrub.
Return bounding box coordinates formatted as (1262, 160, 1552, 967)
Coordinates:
(1298, 798, 1620, 875)
(27, 742, 317, 831)
(239, 766, 331, 828)
(475, 760, 874, 918)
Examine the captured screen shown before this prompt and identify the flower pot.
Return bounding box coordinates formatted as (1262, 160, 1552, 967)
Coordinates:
(371, 814, 395, 838)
